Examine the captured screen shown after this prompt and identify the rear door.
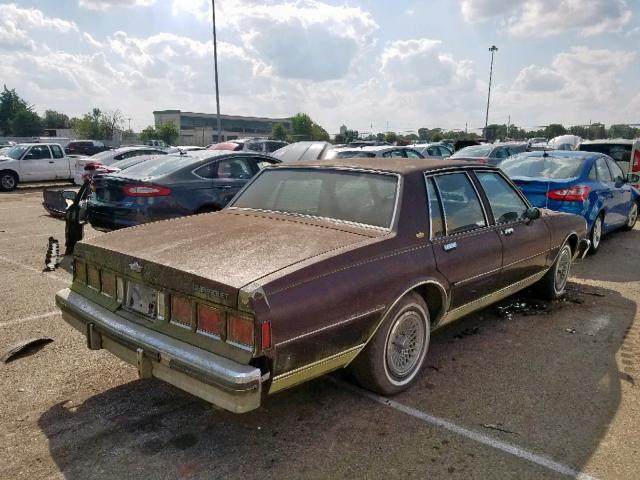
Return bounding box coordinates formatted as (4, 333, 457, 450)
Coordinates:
(49, 145, 69, 179)
(474, 170, 550, 288)
(605, 157, 633, 225)
(426, 172, 503, 311)
(19, 145, 54, 181)
(594, 156, 620, 228)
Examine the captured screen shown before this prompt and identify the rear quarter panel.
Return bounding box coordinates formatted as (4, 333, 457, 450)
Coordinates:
(541, 209, 588, 262)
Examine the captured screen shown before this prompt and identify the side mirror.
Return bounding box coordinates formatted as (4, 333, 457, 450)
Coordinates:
(627, 173, 640, 184)
(524, 207, 541, 222)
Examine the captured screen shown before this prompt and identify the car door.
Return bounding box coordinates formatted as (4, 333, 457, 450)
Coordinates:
(49, 145, 69, 179)
(605, 157, 633, 225)
(426, 172, 503, 311)
(594, 156, 620, 228)
(19, 145, 54, 181)
(207, 156, 254, 207)
(474, 170, 550, 288)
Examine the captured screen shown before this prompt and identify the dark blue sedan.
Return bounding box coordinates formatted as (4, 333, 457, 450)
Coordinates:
(500, 151, 639, 254)
(88, 151, 279, 231)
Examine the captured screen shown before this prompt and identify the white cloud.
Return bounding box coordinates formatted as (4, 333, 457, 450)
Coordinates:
(78, 0, 156, 11)
(461, 0, 632, 37)
(82, 32, 104, 49)
(380, 39, 476, 92)
(172, 0, 378, 81)
(513, 65, 565, 92)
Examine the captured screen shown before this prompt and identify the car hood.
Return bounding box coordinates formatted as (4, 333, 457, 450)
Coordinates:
(77, 209, 381, 290)
(0, 155, 13, 162)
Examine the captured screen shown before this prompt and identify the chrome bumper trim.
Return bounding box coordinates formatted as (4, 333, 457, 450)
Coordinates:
(578, 239, 591, 259)
(56, 288, 262, 413)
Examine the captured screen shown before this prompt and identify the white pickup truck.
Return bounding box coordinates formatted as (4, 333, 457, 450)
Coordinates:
(0, 143, 78, 191)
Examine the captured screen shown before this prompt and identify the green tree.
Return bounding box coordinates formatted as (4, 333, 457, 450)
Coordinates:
(99, 110, 124, 140)
(609, 124, 640, 139)
(157, 122, 179, 145)
(11, 109, 42, 136)
(544, 124, 567, 139)
(311, 123, 330, 141)
(384, 132, 398, 143)
(290, 113, 314, 140)
(139, 126, 159, 142)
(430, 131, 443, 142)
(0, 86, 30, 135)
(271, 122, 288, 141)
(42, 110, 70, 129)
(418, 128, 430, 141)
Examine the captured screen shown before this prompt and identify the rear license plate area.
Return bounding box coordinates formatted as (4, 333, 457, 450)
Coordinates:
(126, 281, 158, 318)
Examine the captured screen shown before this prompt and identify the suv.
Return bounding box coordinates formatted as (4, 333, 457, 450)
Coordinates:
(578, 139, 640, 185)
(65, 140, 111, 156)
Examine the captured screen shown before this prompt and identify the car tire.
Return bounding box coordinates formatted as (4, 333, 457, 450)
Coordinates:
(0, 171, 18, 191)
(350, 292, 430, 395)
(588, 213, 604, 255)
(622, 201, 638, 231)
(537, 243, 572, 300)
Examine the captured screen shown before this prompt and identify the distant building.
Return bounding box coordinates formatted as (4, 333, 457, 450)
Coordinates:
(153, 110, 292, 146)
(339, 124, 347, 135)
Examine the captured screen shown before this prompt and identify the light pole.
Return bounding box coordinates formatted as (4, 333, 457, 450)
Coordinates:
(484, 45, 498, 140)
(211, 0, 222, 143)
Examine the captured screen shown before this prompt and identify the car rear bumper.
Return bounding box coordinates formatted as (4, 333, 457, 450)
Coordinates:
(55, 288, 263, 413)
(576, 238, 591, 259)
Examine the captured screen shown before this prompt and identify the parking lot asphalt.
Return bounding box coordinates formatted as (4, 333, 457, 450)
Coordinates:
(1, 189, 639, 480)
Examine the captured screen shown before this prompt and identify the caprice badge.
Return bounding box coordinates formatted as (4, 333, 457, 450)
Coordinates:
(129, 261, 143, 273)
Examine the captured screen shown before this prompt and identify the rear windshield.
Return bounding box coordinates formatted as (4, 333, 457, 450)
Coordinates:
(230, 168, 398, 228)
(578, 143, 631, 162)
(452, 145, 492, 158)
(116, 154, 202, 178)
(500, 154, 585, 180)
(110, 155, 158, 170)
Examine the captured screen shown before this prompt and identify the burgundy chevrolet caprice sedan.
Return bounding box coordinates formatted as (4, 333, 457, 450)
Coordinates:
(56, 158, 588, 413)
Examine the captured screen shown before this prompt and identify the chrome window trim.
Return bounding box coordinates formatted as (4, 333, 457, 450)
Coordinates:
(228, 167, 402, 231)
(427, 171, 489, 238)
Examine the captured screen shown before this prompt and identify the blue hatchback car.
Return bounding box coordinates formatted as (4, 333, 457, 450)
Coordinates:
(500, 151, 639, 254)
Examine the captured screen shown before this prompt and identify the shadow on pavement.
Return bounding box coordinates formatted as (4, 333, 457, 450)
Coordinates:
(38, 281, 635, 479)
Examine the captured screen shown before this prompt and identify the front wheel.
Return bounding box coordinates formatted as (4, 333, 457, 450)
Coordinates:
(0, 171, 18, 191)
(623, 202, 638, 231)
(536, 244, 572, 300)
(350, 293, 430, 395)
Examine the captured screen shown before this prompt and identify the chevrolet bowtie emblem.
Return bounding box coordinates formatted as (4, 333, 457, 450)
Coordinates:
(129, 261, 143, 273)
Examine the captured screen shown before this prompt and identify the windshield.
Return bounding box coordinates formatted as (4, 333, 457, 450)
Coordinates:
(500, 154, 585, 180)
(452, 145, 492, 158)
(231, 168, 398, 229)
(6, 145, 29, 159)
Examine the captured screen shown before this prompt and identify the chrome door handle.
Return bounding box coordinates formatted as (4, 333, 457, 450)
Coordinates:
(502, 227, 514, 235)
(443, 242, 457, 252)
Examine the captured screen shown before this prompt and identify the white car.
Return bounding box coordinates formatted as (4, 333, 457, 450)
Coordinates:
(0, 143, 75, 191)
(324, 145, 425, 159)
(166, 146, 206, 154)
(73, 146, 166, 185)
(411, 143, 453, 159)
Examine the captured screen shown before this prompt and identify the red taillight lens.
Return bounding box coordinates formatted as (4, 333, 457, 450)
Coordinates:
(171, 296, 192, 326)
(84, 162, 100, 171)
(476, 157, 489, 164)
(261, 322, 271, 350)
(547, 185, 591, 202)
(123, 184, 172, 197)
(633, 150, 640, 172)
(197, 304, 222, 336)
(228, 315, 254, 346)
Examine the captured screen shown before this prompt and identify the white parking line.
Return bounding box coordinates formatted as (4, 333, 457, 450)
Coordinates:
(334, 379, 599, 480)
(1, 311, 60, 327)
(0, 255, 69, 284)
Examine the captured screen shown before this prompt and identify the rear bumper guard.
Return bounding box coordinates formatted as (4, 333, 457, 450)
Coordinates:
(56, 288, 262, 413)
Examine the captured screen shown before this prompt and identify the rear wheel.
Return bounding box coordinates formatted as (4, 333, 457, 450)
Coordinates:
(623, 202, 638, 231)
(350, 293, 430, 395)
(0, 171, 18, 191)
(589, 214, 603, 255)
(537, 243, 572, 300)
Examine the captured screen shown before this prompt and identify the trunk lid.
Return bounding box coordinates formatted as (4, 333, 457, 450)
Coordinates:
(511, 177, 574, 209)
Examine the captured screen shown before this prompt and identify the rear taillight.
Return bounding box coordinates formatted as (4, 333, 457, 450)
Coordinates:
(228, 315, 254, 347)
(170, 296, 192, 327)
(547, 185, 591, 202)
(476, 157, 489, 164)
(123, 184, 172, 197)
(261, 321, 271, 350)
(632, 150, 640, 172)
(197, 304, 222, 336)
(84, 162, 101, 171)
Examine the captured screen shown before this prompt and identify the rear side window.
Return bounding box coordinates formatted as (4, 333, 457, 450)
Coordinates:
(606, 158, 625, 183)
(405, 149, 423, 159)
(425, 177, 445, 237)
(595, 158, 612, 182)
(197, 158, 253, 179)
(50, 145, 64, 158)
(433, 173, 486, 235)
(476, 172, 528, 223)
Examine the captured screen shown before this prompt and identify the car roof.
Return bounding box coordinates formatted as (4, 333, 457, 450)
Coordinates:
(580, 138, 636, 145)
(279, 157, 491, 174)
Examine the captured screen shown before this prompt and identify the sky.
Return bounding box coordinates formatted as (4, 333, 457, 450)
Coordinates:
(0, 0, 639, 135)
